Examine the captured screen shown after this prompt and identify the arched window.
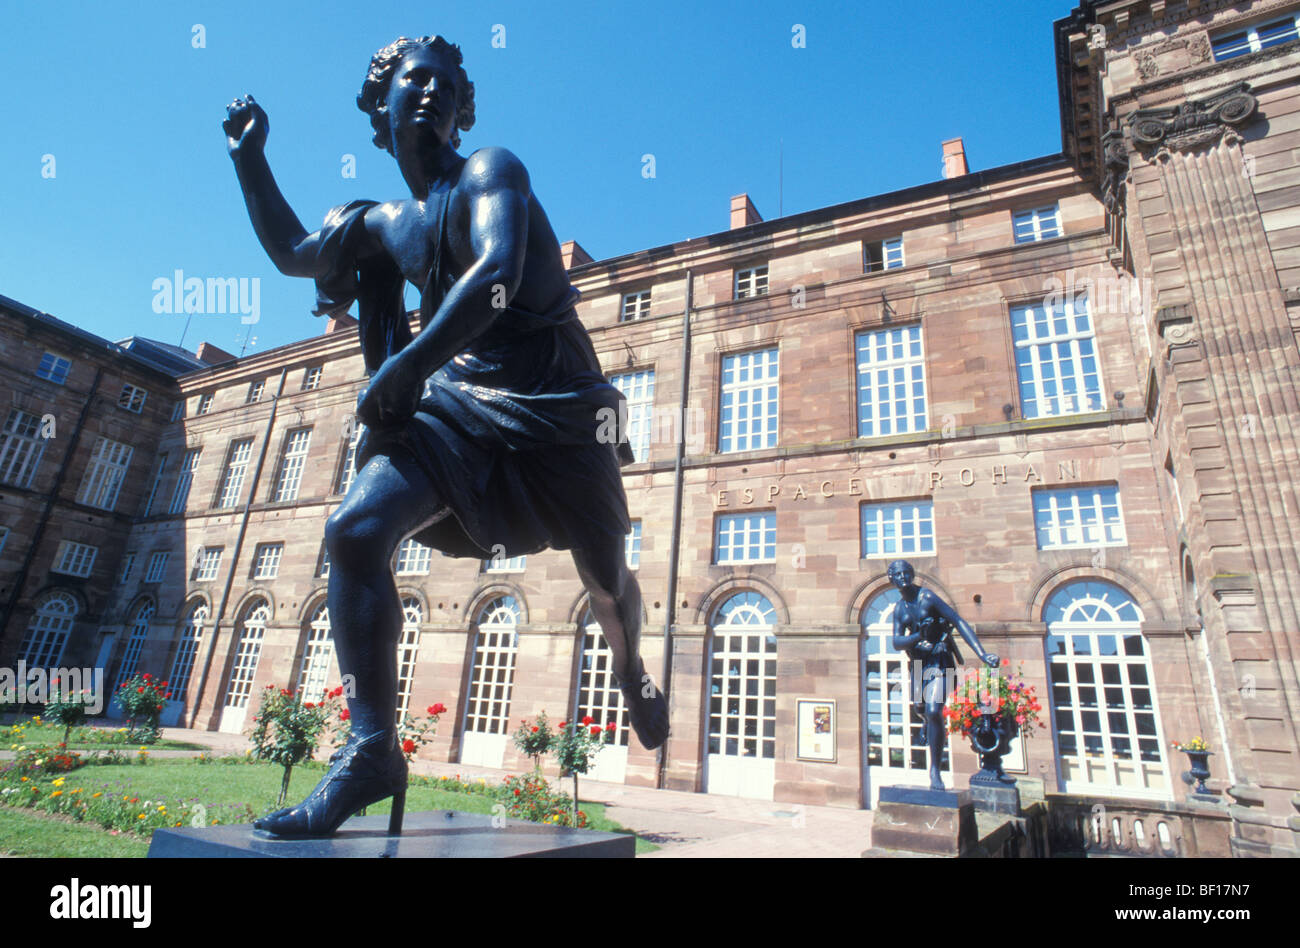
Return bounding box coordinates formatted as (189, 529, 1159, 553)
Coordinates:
(297, 602, 334, 704)
(1045, 581, 1170, 798)
(464, 596, 519, 737)
(575, 609, 631, 747)
(114, 600, 156, 690)
(18, 592, 77, 670)
(395, 597, 423, 724)
(705, 591, 778, 799)
(860, 587, 950, 796)
(220, 599, 269, 732)
(168, 602, 208, 703)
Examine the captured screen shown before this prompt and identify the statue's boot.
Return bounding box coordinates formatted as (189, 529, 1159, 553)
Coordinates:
(615, 656, 669, 750)
(253, 729, 407, 839)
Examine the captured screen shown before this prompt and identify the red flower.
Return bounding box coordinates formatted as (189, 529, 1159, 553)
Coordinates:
(304, 702, 315, 709)
(401, 739, 415, 755)
(165, 693, 173, 699)
(339, 709, 351, 722)
(513, 788, 520, 796)
(143, 674, 152, 681)
(431, 703, 447, 715)
(605, 722, 616, 732)
(590, 726, 601, 736)
(160, 681, 169, 688)
(137, 686, 145, 694)
(560, 721, 568, 728)
(581, 716, 593, 726)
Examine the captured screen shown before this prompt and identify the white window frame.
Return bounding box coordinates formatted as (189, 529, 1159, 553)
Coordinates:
(119, 552, 137, 584)
(1033, 484, 1127, 550)
(144, 551, 170, 583)
(610, 369, 655, 463)
(271, 427, 312, 502)
(114, 601, 155, 693)
(297, 603, 335, 703)
(76, 437, 133, 511)
(718, 347, 780, 453)
(395, 598, 423, 724)
(395, 538, 432, 575)
(620, 290, 652, 322)
(118, 384, 148, 413)
(855, 325, 928, 438)
(714, 511, 776, 565)
(252, 542, 284, 580)
(484, 553, 526, 574)
(625, 521, 642, 569)
(169, 448, 201, 515)
(170, 401, 185, 422)
(223, 601, 269, 711)
(1011, 292, 1104, 419)
(52, 540, 98, 578)
(196, 394, 213, 416)
(0, 409, 48, 488)
(1211, 13, 1300, 61)
(337, 423, 362, 495)
(864, 237, 904, 273)
(215, 439, 254, 509)
(35, 352, 71, 384)
(301, 366, 323, 391)
(861, 500, 935, 559)
(316, 542, 331, 578)
(575, 611, 631, 748)
(463, 597, 520, 736)
(18, 592, 77, 670)
(168, 603, 208, 702)
(1013, 204, 1062, 244)
(734, 265, 769, 299)
(246, 380, 265, 404)
(141, 452, 169, 517)
(194, 547, 223, 582)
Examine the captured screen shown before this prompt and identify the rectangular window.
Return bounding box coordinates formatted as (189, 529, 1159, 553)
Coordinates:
(861, 500, 935, 558)
(215, 438, 254, 509)
(719, 348, 779, 453)
(337, 423, 361, 495)
(271, 427, 312, 502)
(714, 511, 776, 565)
(610, 369, 655, 463)
(252, 542, 284, 580)
(625, 521, 642, 569)
(194, 547, 223, 582)
(144, 551, 170, 583)
(169, 448, 201, 515)
(864, 237, 904, 273)
(170, 401, 185, 422)
(484, 554, 526, 573)
(856, 325, 927, 437)
(246, 380, 265, 404)
(118, 384, 148, 413)
(301, 366, 322, 391)
(316, 543, 331, 578)
(36, 352, 71, 384)
(140, 452, 169, 517)
(119, 552, 136, 584)
(1212, 14, 1300, 61)
(620, 290, 652, 322)
(734, 265, 769, 299)
(1033, 485, 1127, 550)
(396, 538, 432, 575)
(52, 540, 98, 577)
(196, 393, 213, 416)
(0, 409, 48, 488)
(1013, 204, 1062, 244)
(1011, 293, 1104, 419)
(76, 437, 133, 511)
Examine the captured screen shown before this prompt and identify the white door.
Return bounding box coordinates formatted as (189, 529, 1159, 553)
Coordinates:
(459, 597, 519, 770)
(574, 613, 630, 784)
(220, 601, 268, 734)
(704, 592, 777, 800)
(861, 589, 952, 806)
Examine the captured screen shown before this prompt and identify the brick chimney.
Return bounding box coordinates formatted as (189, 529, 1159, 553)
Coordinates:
(195, 341, 237, 365)
(560, 240, 594, 269)
(730, 194, 762, 230)
(325, 313, 359, 334)
(942, 138, 969, 179)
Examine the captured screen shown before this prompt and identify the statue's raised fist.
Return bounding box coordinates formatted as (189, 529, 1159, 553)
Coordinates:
(224, 95, 269, 156)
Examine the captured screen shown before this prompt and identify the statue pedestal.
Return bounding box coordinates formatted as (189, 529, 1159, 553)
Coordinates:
(968, 776, 1021, 816)
(868, 786, 978, 856)
(146, 810, 635, 858)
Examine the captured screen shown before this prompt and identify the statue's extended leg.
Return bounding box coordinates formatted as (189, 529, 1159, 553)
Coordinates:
(925, 701, 946, 791)
(571, 539, 669, 750)
(253, 450, 443, 839)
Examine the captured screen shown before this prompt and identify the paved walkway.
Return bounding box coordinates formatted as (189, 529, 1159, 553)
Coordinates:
(4, 724, 877, 857)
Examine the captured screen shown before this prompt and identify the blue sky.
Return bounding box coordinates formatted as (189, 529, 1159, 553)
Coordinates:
(1, 0, 1072, 355)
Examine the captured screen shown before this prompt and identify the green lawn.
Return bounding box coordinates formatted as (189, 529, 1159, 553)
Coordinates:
(1, 758, 656, 855)
(5, 721, 205, 751)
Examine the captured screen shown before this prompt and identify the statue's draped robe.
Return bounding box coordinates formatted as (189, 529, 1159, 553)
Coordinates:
(311, 188, 634, 558)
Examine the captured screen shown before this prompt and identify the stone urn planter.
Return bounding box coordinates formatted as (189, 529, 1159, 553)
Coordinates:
(1182, 749, 1214, 794)
(968, 706, 1018, 786)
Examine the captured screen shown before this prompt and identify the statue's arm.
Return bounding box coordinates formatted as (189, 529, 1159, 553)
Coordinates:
(891, 605, 923, 652)
(929, 591, 998, 667)
(400, 147, 529, 378)
(224, 95, 352, 278)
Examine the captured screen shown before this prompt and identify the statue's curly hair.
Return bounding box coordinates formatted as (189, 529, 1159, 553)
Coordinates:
(357, 35, 476, 152)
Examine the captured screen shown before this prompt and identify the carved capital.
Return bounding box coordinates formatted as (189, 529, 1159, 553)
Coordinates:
(1100, 128, 1130, 214)
(1127, 83, 1258, 156)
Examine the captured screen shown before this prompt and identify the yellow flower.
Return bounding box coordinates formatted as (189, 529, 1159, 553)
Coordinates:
(137, 813, 146, 820)
(52, 777, 65, 787)
(92, 792, 102, 798)
(50, 790, 63, 797)
(19, 777, 28, 783)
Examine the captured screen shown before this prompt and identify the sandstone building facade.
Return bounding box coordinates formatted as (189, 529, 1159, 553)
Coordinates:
(2, 0, 1297, 856)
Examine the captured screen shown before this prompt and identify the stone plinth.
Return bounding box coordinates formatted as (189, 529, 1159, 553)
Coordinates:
(147, 811, 635, 858)
(868, 786, 978, 856)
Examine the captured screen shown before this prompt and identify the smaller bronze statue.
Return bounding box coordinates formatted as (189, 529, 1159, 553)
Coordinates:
(887, 560, 998, 791)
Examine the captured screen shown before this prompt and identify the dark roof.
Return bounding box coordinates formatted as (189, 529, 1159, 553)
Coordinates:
(0, 292, 205, 379)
